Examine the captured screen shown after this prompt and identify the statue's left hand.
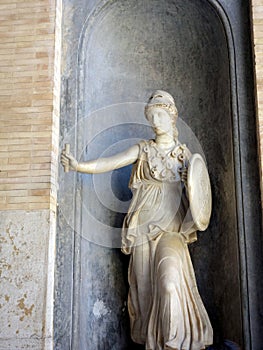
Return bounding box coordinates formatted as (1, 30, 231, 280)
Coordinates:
(180, 167, 188, 184)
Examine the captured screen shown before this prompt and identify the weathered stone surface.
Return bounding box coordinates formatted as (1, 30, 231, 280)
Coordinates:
(0, 210, 53, 349)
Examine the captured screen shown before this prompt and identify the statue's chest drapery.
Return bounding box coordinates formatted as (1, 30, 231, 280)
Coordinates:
(130, 140, 190, 188)
(125, 140, 189, 232)
(144, 140, 188, 182)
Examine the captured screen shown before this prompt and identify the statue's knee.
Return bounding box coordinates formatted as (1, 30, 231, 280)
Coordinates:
(162, 280, 176, 295)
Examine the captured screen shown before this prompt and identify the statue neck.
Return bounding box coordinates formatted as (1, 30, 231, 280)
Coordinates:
(155, 134, 177, 150)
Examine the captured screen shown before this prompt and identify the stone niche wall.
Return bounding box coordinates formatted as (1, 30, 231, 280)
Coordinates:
(56, 1, 263, 350)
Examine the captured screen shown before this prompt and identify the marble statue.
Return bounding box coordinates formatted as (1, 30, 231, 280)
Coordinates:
(61, 90, 213, 350)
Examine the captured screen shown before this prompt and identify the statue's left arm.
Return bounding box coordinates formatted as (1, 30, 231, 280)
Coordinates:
(179, 144, 192, 186)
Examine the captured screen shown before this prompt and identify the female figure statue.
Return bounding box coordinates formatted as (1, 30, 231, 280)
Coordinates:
(61, 90, 213, 350)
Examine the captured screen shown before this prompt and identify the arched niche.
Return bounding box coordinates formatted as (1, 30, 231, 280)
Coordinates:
(55, 0, 263, 349)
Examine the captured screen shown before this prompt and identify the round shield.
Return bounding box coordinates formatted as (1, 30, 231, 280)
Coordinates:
(187, 153, 212, 231)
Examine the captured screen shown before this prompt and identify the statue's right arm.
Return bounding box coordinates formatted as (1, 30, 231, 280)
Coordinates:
(61, 144, 140, 174)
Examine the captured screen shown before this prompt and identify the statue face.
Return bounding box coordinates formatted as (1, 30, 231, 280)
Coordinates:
(146, 107, 174, 136)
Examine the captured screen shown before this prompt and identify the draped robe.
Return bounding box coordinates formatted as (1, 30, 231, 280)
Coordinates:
(121, 140, 213, 350)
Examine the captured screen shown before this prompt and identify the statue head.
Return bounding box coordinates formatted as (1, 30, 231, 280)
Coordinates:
(145, 90, 178, 139)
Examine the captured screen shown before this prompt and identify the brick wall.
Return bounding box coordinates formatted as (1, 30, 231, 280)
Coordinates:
(0, 0, 61, 349)
(251, 0, 263, 200)
(0, 0, 60, 212)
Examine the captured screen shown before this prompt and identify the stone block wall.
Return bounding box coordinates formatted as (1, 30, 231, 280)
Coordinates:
(251, 0, 263, 199)
(0, 0, 61, 349)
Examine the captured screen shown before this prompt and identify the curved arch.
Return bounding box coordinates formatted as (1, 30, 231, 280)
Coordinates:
(70, 0, 250, 348)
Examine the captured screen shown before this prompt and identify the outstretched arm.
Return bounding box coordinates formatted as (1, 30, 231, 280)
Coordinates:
(61, 144, 140, 174)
